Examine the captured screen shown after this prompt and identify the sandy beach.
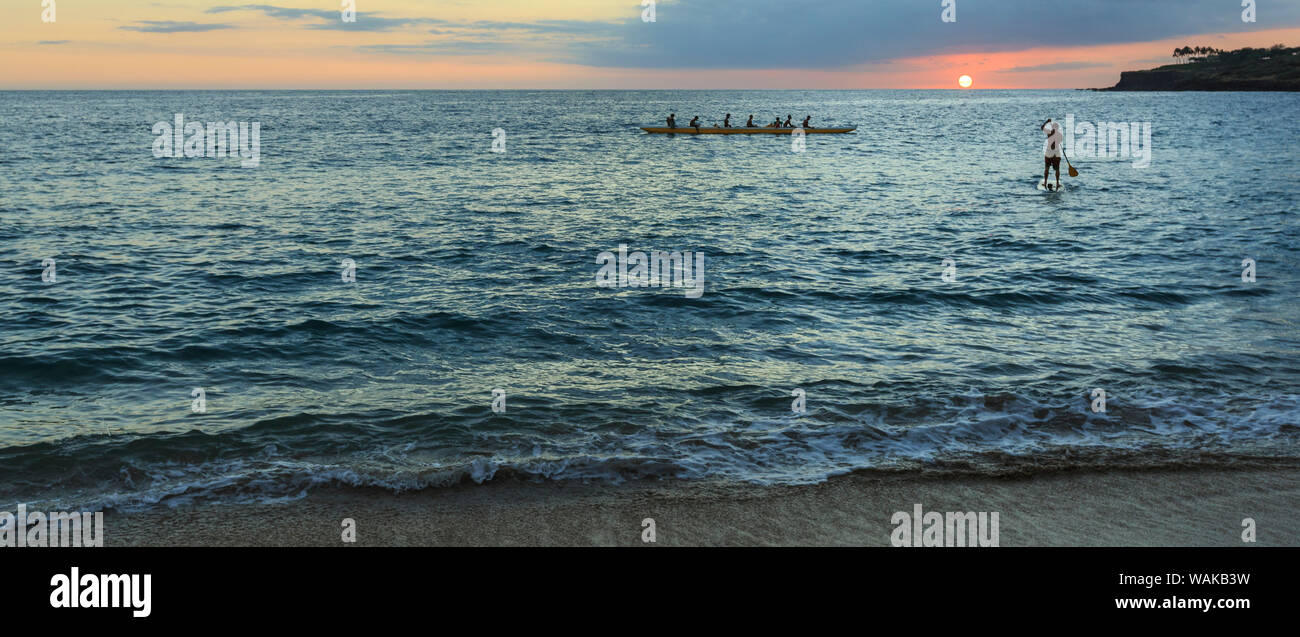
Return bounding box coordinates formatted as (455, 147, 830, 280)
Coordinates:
(104, 466, 1300, 547)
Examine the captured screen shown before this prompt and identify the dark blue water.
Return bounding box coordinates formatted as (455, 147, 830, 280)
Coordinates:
(1, 90, 1297, 510)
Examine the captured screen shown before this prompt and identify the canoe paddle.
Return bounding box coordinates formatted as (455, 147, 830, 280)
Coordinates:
(1063, 151, 1080, 177)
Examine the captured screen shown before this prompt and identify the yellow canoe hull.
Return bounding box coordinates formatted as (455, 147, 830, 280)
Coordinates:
(640, 127, 855, 135)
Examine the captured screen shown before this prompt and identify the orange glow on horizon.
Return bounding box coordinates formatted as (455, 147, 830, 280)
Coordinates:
(866, 28, 1300, 89)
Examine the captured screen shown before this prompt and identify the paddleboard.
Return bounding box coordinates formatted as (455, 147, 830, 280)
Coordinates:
(1037, 181, 1066, 192)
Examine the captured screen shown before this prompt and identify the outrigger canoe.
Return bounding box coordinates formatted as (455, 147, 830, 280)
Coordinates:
(641, 126, 855, 135)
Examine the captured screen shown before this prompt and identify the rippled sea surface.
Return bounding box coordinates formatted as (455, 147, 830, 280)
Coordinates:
(1, 90, 1297, 510)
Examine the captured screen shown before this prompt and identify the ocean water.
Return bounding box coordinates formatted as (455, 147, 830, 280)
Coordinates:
(1, 90, 1297, 511)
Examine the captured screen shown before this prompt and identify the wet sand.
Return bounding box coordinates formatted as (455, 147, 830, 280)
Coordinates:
(105, 467, 1300, 547)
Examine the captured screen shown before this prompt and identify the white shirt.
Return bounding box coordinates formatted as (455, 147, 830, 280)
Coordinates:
(1042, 122, 1064, 158)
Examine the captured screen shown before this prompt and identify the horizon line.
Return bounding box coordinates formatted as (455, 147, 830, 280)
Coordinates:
(0, 87, 1097, 91)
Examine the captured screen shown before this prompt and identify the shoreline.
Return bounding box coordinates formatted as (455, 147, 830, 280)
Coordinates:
(103, 466, 1299, 547)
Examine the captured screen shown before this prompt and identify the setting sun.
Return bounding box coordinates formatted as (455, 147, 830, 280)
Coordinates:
(959, 75, 974, 88)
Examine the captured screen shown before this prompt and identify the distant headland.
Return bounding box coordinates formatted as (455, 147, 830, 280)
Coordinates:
(1099, 44, 1300, 91)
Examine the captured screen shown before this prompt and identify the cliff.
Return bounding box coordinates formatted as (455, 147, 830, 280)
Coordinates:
(1101, 45, 1300, 91)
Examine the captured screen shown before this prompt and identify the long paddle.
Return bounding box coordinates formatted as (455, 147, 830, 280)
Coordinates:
(1063, 150, 1080, 177)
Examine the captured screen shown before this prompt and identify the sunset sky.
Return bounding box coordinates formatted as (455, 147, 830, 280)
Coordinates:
(4, 0, 1299, 89)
